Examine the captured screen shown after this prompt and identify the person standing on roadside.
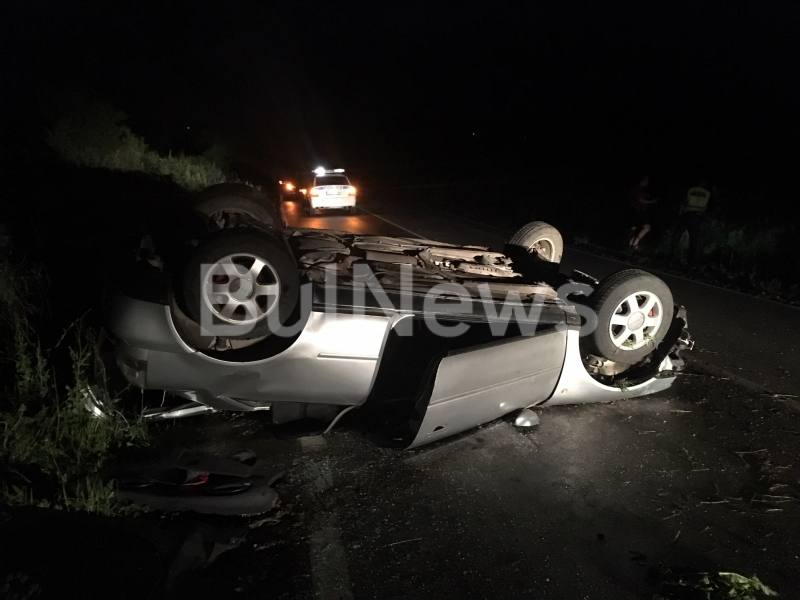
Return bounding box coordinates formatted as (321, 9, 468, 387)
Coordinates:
(673, 179, 712, 265)
(628, 175, 657, 251)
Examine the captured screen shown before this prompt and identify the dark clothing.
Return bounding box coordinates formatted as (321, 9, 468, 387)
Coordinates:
(629, 184, 652, 227)
(631, 208, 651, 228)
(674, 211, 703, 264)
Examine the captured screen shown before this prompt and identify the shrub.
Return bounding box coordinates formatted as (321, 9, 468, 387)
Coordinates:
(46, 100, 230, 191)
(46, 101, 148, 172)
(148, 150, 227, 191)
(0, 254, 147, 515)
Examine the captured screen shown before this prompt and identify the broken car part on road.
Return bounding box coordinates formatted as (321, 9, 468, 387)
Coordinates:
(114, 449, 283, 516)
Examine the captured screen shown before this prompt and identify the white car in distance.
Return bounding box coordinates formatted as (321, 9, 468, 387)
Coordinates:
(307, 167, 357, 216)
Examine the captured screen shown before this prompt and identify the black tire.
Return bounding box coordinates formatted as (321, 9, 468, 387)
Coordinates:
(507, 221, 564, 263)
(199, 182, 265, 201)
(583, 269, 674, 364)
(182, 230, 299, 339)
(348, 206, 357, 215)
(195, 183, 278, 230)
(307, 205, 317, 216)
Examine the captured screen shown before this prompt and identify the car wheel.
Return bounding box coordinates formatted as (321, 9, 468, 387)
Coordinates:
(506, 221, 564, 263)
(195, 184, 278, 231)
(348, 206, 357, 215)
(583, 269, 674, 364)
(181, 229, 299, 339)
(307, 205, 316, 216)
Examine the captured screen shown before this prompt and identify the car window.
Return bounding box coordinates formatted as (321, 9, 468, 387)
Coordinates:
(315, 175, 349, 186)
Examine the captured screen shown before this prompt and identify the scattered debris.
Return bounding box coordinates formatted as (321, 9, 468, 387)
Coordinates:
(115, 449, 284, 515)
(380, 538, 422, 549)
(614, 377, 631, 391)
(248, 509, 290, 529)
(682, 448, 709, 472)
(653, 568, 778, 599)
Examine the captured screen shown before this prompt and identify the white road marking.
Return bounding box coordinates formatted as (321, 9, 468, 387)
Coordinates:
(300, 435, 328, 452)
(299, 436, 332, 492)
(300, 436, 354, 600)
(309, 461, 334, 494)
(356, 205, 428, 239)
(309, 520, 354, 600)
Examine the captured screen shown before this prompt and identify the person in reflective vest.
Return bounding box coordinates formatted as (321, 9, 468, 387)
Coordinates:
(673, 181, 712, 265)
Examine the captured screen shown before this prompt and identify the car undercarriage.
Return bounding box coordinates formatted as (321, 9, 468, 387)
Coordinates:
(94, 186, 692, 448)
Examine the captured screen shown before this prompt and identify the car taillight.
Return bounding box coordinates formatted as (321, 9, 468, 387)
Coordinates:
(347, 186, 356, 196)
(285, 182, 295, 191)
(299, 188, 307, 195)
(116, 355, 147, 388)
(310, 187, 320, 196)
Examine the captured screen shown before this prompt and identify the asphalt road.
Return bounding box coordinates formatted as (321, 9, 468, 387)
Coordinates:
(237, 196, 800, 600)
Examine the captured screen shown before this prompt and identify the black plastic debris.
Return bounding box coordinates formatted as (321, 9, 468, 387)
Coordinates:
(115, 449, 283, 516)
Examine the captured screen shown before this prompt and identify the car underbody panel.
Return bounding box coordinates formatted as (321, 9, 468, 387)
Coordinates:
(108, 296, 394, 411)
(405, 317, 685, 448)
(406, 327, 567, 448)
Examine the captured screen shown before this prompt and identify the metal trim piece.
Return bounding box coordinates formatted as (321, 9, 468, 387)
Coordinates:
(316, 353, 380, 361)
(142, 402, 217, 420)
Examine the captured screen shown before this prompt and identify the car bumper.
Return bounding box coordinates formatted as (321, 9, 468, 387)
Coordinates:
(310, 197, 356, 209)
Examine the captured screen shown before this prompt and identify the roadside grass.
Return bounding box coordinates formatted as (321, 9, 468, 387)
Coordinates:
(146, 149, 229, 191)
(651, 218, 797, 298)
(46, 100, 229, 191)
(653, 569, 778, 599)
(572, 218, 799, 305)
(0, 253, 148, 515)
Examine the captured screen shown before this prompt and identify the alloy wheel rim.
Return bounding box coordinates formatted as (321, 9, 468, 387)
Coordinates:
(530, 238, 554, 261)
(201, 253, 281, 325)
(608, 291, 664, 350)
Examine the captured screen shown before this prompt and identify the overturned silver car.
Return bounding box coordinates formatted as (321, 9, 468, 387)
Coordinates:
(98, 185, 692, 448)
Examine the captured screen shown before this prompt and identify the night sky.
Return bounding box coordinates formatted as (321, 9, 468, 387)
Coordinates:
(3, 1, 799, 216)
